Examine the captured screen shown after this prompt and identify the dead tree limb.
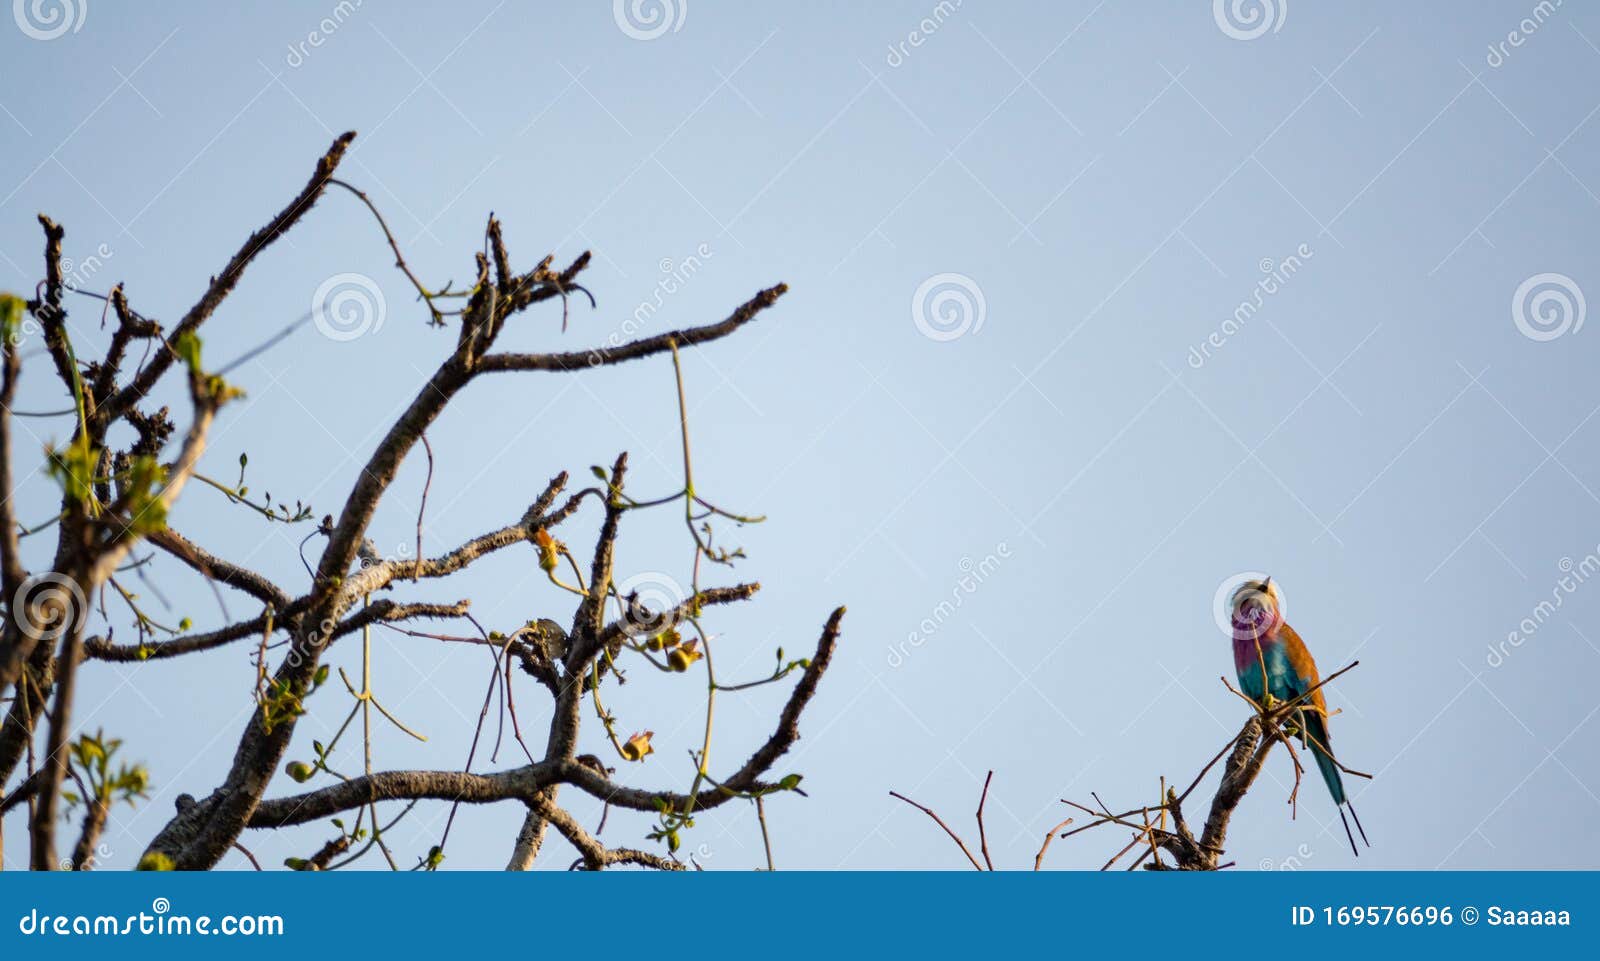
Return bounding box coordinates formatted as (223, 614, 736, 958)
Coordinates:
(0, 131, 838, 872)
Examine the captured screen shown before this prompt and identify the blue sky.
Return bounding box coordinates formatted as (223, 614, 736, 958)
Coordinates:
(2, 0, 1598, 870)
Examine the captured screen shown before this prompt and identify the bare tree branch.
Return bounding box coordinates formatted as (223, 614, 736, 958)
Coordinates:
(909, 666, 1367, 871)
(0, 132, 834, 874)
(102, 132, 357, 422)
(478, 284, 788, 374)
(147, 527, 292, 609)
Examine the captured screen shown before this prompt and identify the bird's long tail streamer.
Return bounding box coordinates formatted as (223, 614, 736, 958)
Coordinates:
(1338, 806, 1359, 857)
(1346, 801, 1370, 848)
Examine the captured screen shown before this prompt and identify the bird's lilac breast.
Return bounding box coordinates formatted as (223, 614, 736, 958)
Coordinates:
(1233, 632, 1291, 701)
(1230, 601, 1280, 670)
(1232, 631, 1273, 676)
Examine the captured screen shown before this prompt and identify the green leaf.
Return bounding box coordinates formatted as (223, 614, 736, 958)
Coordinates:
(120, 455, 170, 536)
(174, 330, 203, 371)
(46, 439, 101, 510)
(0, 293, 25, 342)
(116, 766, 150, 801)
(137, 852, 175, 871)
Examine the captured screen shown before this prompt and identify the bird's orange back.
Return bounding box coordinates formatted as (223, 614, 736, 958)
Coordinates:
(1278, 622, 1328, 718)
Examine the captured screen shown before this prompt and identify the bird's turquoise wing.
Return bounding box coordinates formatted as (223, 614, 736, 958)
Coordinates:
(1236, 639, 1296, 703)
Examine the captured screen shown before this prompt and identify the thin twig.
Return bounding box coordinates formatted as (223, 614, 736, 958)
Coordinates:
(1033, 816, 1074, 870)
(756, 795, 775, 871)
(889, 790, 983, 871)
(975, 770, 995, 872)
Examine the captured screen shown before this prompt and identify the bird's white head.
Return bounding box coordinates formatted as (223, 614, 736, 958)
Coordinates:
(1229, 576, 1282, 639)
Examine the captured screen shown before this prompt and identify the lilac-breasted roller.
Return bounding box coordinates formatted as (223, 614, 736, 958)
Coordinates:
(1228, 577, 1368, 856)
